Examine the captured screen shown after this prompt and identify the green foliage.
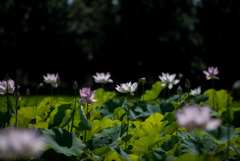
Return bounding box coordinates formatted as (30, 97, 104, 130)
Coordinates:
(204, 89, 232, 112)
(0, 87, 240, 160)
(141, 81, 165, 102)
(41, 127, 86, 156)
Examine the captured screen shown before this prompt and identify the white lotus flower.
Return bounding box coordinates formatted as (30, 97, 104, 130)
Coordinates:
(189, 87, 201, 96)
(93, 72, 113, 84)
(158, 73, 180, 89)
(115, 81, 138, 95)
(43, 73, 60, 88)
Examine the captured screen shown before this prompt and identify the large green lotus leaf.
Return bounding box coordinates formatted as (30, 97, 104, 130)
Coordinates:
(91, 124, 127, 149)
(15, 106, 35, 127)
(92, 146, 129, 161)
(171, 153, 219, 161)
(59, 109, 74, 128)
(73, 105, 92, 131)
(115, 146, 133, 161)
(204, 89, 232, 112)
(163, 121, 178, 135)
(145, 112, 164, 123)
(41, 127, 86, 156)
(92, 88, 116, 109)
(140, 113, 167, 135)
(178, 130, 219, 155)
(131, 134, 171, 154)
(188, 94, 209, 105)
(113, 106, 126, 121)
(161, 136, 181, 156)
(130, 121, 148, 138)
(87, 118, 121, 141)
(201, 125, 239, 144)
(141, 151, 175, 161)
(100, 98, 126, 119)
(141, 81, 165, 101)
(36, 97, 52, 118)
(88, 109, 101, 121)
(48, 103, 72, 129)
(130, 113, 166, 139)
(35, 116, 49, 129)
(146, 101, 175, 115)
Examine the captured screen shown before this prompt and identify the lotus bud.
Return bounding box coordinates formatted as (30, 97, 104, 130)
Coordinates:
(73, 81, 78, 90)
(185, 79, 191, 89)
(138, 77, 146, 84)
(177, 86, 183, 94)
(178, 73, 183, 79)
(38, 83, 44, 89)
(4, 74, 9, 81)
(26, 88, 30, 96)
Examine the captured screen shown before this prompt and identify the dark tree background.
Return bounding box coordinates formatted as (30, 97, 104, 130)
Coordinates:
(0, 0, 240, 95)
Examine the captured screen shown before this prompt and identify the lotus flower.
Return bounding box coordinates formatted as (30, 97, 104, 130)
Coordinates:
(158, 73, 180, 89)
(43, 73, 60, 88)
(175, 104, 222, 130)
(189, 87, 201, 96)
(0, 79, 15, 95)
(203, 66, 219, 80)
(79, 87, 98, 105)
(93, 72, 113, 84)
(0, 128, 46, 160)
(115, 81, 138, 95)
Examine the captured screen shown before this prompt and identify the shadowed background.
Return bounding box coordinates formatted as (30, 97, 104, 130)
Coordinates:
(1, 0, 240, 95)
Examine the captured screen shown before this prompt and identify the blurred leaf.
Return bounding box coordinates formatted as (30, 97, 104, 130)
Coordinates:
(171, 153, 219, 161)
(204, 89, 232, 112)
(92, 146, 129, 161)
(178, 130, 218, 155)
(188, 94, 209, 105)
(201, 125, 240, 144)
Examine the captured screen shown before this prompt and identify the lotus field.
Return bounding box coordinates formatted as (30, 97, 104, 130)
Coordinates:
(0, 68, 240, 161)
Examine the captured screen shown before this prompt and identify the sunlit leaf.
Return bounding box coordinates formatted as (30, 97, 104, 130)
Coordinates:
(141, 81, 165, 101)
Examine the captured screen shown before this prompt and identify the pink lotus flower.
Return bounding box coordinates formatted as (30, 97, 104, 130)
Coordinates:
(175, 104, 222, 130)
(79, 87, 98, 105)
(93, 72, 113, 84)
(0, 79, 15, 95)
(158, 73, 180, 89)
(43, 73, 60, 88)
(203, 66, 219, 80)
(0, 128, 46, 160)
(115, 81, 138, 95)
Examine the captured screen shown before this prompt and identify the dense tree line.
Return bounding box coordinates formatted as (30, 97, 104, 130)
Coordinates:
(0, 0, 240, 93)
